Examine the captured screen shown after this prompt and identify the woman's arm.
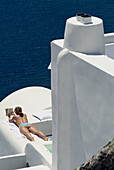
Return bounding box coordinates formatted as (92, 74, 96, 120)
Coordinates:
(24, 114, 28, 123)
(8, 115, 15, 123)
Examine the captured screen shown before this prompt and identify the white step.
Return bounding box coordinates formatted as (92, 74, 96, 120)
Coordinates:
(15, 165, 50, 170)
(0, 153, 26, 170)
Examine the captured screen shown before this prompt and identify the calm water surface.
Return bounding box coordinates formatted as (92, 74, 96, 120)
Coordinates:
(0, 0, 114, 101)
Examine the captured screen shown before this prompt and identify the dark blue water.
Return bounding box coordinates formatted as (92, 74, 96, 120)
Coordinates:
(0, 0, 114, 101)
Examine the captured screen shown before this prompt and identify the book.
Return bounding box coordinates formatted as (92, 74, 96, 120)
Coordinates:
(5, 108, 13, 117)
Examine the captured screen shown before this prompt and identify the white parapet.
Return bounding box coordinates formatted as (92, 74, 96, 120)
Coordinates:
(104, 33, 114, 44)
(25, 142, 52, 169)
(51, 15, 114, 170)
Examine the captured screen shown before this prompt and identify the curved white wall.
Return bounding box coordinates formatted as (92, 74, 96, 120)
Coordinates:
(0, 86, 51, 121)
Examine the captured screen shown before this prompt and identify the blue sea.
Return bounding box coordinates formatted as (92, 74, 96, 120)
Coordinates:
(0, 0, 114, 101)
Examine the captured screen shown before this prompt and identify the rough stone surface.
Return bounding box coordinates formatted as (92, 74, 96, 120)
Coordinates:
(76, 139, 114, 170)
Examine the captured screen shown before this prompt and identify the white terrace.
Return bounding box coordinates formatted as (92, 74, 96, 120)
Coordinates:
(0, 87, 52, 170)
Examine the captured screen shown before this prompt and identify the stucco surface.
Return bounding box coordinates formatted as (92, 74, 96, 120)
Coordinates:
(51, 31, 114, 170)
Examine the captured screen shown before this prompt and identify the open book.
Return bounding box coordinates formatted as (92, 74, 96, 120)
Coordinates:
(5, 108, 13, 117)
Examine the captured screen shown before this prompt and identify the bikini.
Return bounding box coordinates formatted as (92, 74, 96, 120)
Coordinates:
(19, 123, 31, 129)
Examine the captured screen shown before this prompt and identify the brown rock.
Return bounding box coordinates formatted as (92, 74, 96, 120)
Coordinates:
(75, 139, 114, 170)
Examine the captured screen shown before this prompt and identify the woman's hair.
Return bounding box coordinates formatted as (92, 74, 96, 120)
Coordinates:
(14, 106, 23, 117)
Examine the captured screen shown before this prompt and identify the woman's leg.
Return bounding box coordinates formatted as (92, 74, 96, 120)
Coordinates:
(28, 124, 48, 141)
(20, 125, 34, 141)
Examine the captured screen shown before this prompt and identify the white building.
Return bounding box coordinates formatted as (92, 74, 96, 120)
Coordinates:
(51, 15, 114, 170)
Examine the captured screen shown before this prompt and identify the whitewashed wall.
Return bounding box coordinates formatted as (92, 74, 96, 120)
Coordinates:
(51, 16, 114, 170)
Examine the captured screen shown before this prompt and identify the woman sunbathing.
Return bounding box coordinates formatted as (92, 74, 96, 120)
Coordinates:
(8, 106, 48, 141)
